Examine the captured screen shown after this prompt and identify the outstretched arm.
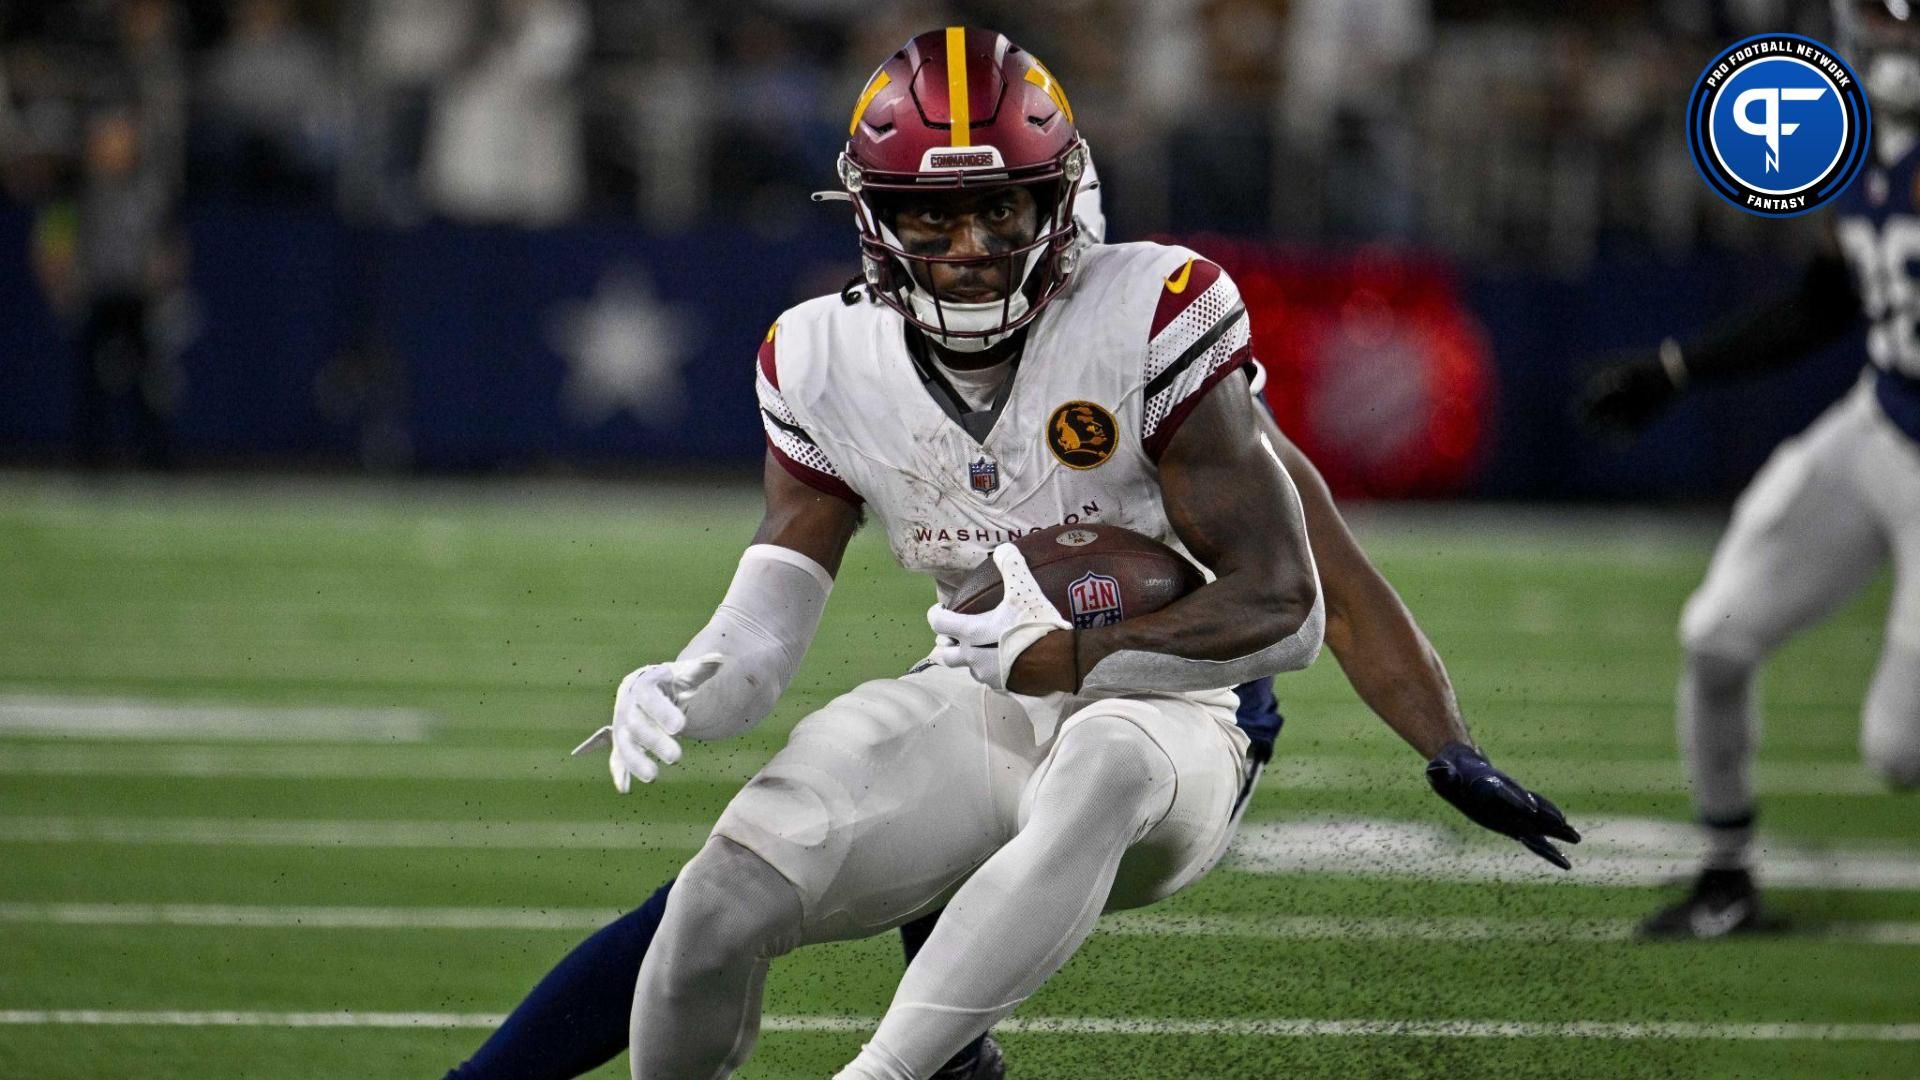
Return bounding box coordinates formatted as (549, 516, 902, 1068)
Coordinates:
(1258, 410, 1466, 758)
(750, 450, 864, 573)
(577, 452, 860, 789)
(1580, 228, 1857, 435)
(1258, 415, 1579, 867)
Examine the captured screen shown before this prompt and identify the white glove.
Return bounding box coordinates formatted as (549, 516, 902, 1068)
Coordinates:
(926, 545, 1071, 690)
(571, 654, 725, 793)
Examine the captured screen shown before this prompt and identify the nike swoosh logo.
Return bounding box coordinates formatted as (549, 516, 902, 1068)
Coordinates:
(1688, 899, 1752, 939)
(1165, 259, 1195, 294)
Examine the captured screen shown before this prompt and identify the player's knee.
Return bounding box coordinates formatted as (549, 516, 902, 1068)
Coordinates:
(1047, 716, 1174, 815)
(1862, 727, 1920, 790)
(1679, 596, 1761, 668)
(661, 837, 802, 969)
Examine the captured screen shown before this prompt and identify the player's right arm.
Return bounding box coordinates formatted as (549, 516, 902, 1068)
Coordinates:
(1578, 226, 1858, 436)
(574, 454, 859, 792)
(748, 448, 863, 575)
(577, 320, 864, 792)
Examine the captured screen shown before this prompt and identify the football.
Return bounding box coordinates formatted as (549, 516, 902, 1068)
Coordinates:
(947, 523, 1205, 628)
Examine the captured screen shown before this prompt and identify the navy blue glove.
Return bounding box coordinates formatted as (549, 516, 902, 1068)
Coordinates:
(1425, 742, 1581, 870)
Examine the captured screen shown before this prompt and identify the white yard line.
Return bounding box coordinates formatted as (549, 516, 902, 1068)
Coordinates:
(0, 816, 711, 850)
(0, 744, 761, 782)
(1226, 817, 1920, 891)
(1102, 912, 1920, 946)
(1273, 758, 1893, 797)
(0, 902, 625, 931)
(3, 813, 1918, 893)
(3, 903, 1918, 945)
(0, 1009, 1913, 1041)
(0, 697, 433, 743)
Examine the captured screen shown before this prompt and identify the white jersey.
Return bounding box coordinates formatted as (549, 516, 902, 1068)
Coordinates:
(756, 241, 1253, 606)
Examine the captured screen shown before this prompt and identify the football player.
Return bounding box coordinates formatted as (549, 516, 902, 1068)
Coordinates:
(1578, 0, 1920, 941)
(454, 29, 1577, 1080)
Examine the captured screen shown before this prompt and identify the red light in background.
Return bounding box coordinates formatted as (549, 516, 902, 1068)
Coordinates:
(1176, 237, 1493, 499)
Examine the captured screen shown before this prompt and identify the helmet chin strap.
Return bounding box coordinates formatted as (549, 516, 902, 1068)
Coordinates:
(904, 290, 1030, 352)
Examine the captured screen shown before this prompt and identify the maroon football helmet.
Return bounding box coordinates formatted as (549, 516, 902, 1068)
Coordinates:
(839, 27, 1089, 351)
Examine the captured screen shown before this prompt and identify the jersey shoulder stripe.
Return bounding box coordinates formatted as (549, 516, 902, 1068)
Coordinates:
(755, 316, 862, 504)
(1138, 248, 1253, 459)
(1148, 256, 1224, 338)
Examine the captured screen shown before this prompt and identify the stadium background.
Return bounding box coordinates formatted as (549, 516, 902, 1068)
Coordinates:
(1, 2, 1913, 1078)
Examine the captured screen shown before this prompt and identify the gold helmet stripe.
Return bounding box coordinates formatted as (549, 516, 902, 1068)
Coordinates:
(848, 70, 892, 136)
(945, 26, 971, 146)
(1024, 62, 1073, 125)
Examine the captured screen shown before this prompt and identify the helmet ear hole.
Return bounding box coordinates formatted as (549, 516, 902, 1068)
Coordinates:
(862, 247, 908, 294)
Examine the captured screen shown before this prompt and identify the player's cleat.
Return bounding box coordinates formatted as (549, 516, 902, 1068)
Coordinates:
(929, 1034, 1006, 1080)
(1636, 868, 1772, 940)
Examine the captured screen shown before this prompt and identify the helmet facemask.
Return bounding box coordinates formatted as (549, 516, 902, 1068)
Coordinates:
(843, 142, 1088, 353)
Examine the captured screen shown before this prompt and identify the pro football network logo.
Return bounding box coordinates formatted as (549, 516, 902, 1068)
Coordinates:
(1067, 571, 1123, 628)
(1686, 34, 1869, 217)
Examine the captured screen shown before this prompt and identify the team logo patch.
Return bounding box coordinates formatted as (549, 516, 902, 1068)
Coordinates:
(968, 456, 1000, 497)
(1046, 400, 1117, 469)
(1686, 34, 1869, 217)
(1067, 570, 1123, 628)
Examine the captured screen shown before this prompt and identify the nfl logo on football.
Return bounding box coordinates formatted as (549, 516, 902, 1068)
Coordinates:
(968, 456, 1000, 497)
(1068, 570, 1124, 628)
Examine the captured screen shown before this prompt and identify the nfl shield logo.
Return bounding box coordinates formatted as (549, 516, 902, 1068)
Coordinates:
(1067, 571, 1124, 628)
(968, 456, 1000, 497)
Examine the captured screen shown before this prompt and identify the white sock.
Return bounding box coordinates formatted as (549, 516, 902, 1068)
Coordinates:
(1679, 649, 1760, 870)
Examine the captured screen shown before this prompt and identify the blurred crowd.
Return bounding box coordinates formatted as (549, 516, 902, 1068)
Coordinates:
(1, 0, 1842, 268)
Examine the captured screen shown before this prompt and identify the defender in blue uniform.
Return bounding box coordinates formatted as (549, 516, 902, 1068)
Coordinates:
(1580, 0, 1920, 940)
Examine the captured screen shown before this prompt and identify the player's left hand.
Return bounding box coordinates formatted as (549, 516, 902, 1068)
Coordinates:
(1425, 742, 1581, 870)
(927, 544, 1071, 691)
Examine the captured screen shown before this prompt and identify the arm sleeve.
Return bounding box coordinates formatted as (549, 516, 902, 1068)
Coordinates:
(1142, 258, 1254, 460)
(674, 543, 834, 740)
(756, 322, 862, 504)
(1678, 251, 1859, 382)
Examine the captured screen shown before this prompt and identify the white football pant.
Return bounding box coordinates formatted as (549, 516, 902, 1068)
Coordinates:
(629, 663, 1250, 1079)
(1677, 377, 1920, 867)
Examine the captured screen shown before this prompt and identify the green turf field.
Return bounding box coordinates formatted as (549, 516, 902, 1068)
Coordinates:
(0, 474, 1913, 1079)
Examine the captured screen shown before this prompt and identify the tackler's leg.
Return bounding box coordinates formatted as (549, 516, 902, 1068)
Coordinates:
(447, 880, 675, 1080)
(1860, 413, 1920, 790)
(1647, 390, 1888, 937)
(1861, 637, 1920, 789)
(838, 693, 1245, 1080)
